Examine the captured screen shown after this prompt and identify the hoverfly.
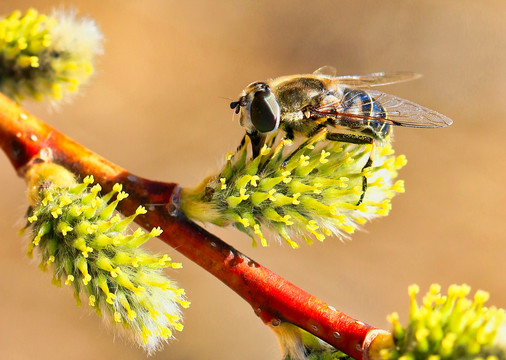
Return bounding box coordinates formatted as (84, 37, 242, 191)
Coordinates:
(230, 67, 452, 204)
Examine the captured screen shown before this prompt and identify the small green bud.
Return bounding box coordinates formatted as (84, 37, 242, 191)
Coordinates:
(382, 284, 506, 360)
(181, 133, 406, 248)
(23, 163, 188, 354)
(0, 9, 103, 103)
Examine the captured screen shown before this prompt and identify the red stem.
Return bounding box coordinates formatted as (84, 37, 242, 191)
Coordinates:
(0, 93, 381, 360)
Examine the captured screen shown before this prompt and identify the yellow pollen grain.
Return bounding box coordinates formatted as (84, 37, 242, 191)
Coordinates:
(83, 274, 92, 285)
(250, 175, 260, 187)
(282, 235, 299, 249)
(84, 175, 94, 185)
(337, 177, 349, 188)
(339, 224, 355, 234)
(260, 145, 271, 155)
(89, 295, 96, 307)
(117, 191, 128, 201)
(106, 293, 115, 304)
(46, 255, 55, 265)
(380, 144, 394, 156)
(218, 177, 227, 190)
(230, 188, 243, 200)
(268, 189, 276, 201)
(292, 193, 301, 205)
(299, 155, 310, 166)
(51, 207, 63, 218)
(474, 290, 490, 304)
(355, 217, 367, 225)
(415, 328, 429, 342)
(17, 37, 27, 49)
(369, 177, 385, 187)
(110, 267, 121, 278)
(312, 183, 322, 194)
(29, 56, 39, 68)
(135, 205, 147, 215)
(391, 180, 405, 193)
(161, 327, 172, 339)
(158, 254, 170, 266)
(281, 215, 293, 226)
(114, 312, 122, 322)
(253, 224, 268, 247)
(362, 167, 373, 178)
(441, 333, 457, 350)
(394, 155, 408, 169)
(429, 283, 441, 295)
(82, 247, 93, 258)
(238, 217, 249, 228)
(282, 171, 292, 184)
(306, 220, 319, 231)
(141, 325, 151, 344)
(65, 275, 74, 285)
(408, 284, 420, 297)
(320, 150, 330, 163)
(42, 193, 53, 206)
(225, 152, 234, 160)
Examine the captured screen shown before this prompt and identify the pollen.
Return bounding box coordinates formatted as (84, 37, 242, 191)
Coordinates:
(220, 178, 227, 189)
(180, 130, 407, 249)
(312, 183, 322, 194)
(394, 155, 408, 169)
(114, 312, 122, 323)
(23, 163, 188, 352)
(391, 180, 405, 193)
(319, 150, 330, 163)
(260, 145, 271, 156)
(306, 220, 319, 231)
(299, 155, 310, 166)
(281, 171, 292, 184)
(249, 175, 260, 187)
(253, 224, 268, 247)
(237, 216, 250, 228)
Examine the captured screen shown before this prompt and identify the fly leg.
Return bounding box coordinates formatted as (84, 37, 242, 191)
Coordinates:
(280, 126, 328, 169)
(325, 132, 375, 206)
(246, 130, 267, 159)
(256, 129, 294, 175)
(236, 133, 248, 153)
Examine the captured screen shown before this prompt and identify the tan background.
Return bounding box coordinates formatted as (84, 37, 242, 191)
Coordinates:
(0, 1, 504, 359)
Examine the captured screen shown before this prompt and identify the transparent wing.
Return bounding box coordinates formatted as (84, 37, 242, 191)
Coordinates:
(313, 89, 453, 128)
(313, 65, 337, 77)
(334, 72, 422, 87)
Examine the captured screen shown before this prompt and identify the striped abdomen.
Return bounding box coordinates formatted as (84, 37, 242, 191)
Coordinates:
(339, 88, 392, 141)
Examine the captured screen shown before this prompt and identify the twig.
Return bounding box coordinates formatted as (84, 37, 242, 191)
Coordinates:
(0, 92, 386, 360)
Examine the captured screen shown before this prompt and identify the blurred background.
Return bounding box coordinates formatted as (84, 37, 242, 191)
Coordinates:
(0, 1, 504, 359)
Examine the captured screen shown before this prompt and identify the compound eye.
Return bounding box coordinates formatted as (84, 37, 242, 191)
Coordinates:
(248, 89, 280, 133)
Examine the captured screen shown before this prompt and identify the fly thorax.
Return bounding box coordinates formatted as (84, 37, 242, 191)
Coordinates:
(282, 110, 305, 123)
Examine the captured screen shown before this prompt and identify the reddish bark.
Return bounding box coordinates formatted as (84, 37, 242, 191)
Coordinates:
(0, 93, 383, 360)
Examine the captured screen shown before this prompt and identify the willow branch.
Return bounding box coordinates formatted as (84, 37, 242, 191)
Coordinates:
(0, 93, 387, 360)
